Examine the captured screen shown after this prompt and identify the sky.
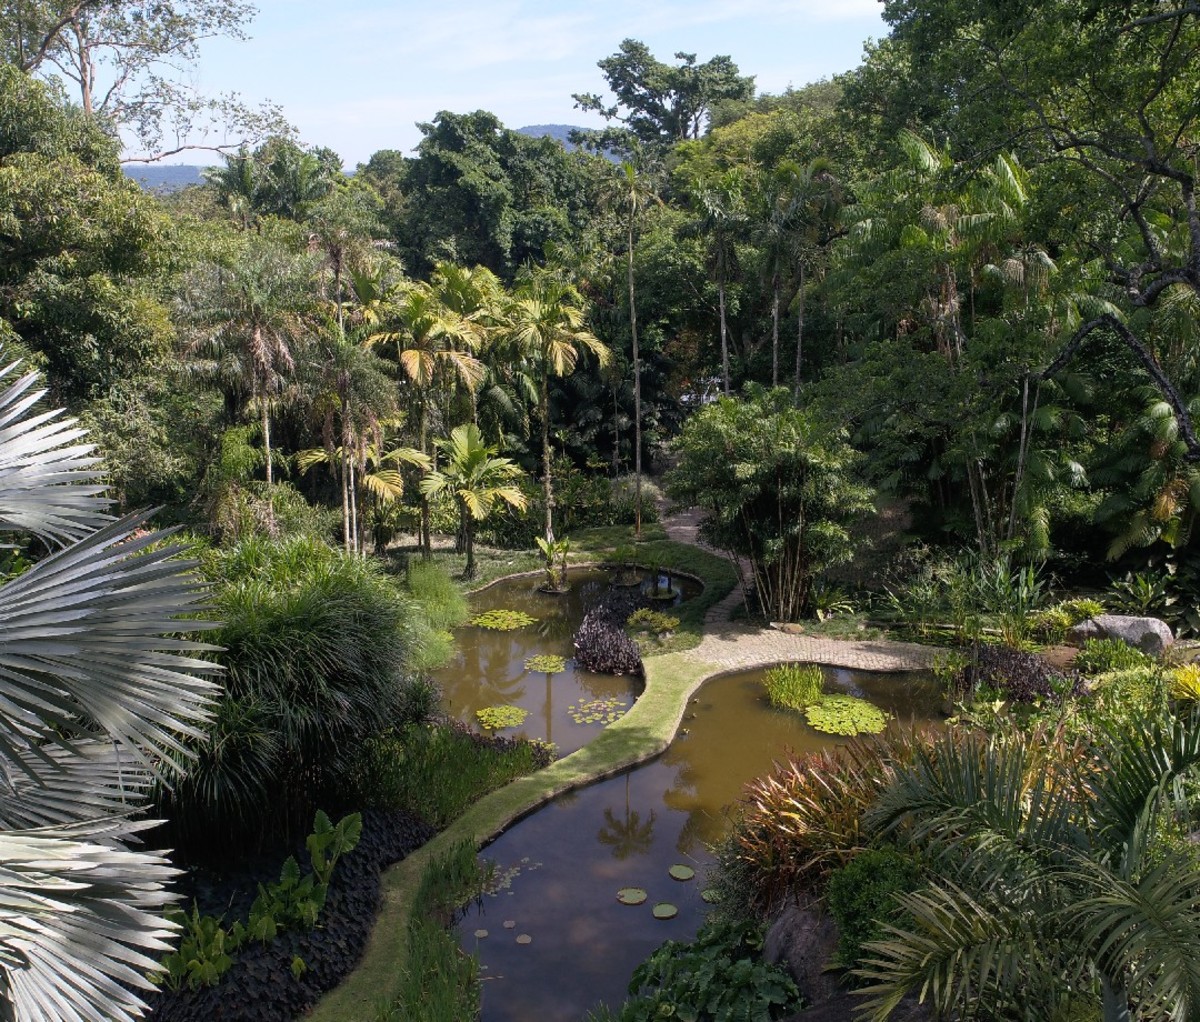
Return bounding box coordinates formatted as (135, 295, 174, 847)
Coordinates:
(162, 0, 888, 166)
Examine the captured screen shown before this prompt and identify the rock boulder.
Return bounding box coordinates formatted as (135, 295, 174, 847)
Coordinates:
(1067, 614, 1174, 656)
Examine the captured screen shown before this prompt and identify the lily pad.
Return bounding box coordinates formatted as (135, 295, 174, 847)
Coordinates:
(804, 694, 890, 736)
(502, 919, 516, 929)
(652, 903, 678, 920)
(524, 654, 567, 673)
(474, 929, 488, 939)
(516, 933, 533, 945)
(471, 609, 537, 631)
(567, 696, 630, 726)
(475, 705, 529, 730)
(668, 864, 695, 882)
(616, 887, 648, 905)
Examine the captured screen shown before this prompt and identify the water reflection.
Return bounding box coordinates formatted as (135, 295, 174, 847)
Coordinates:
(462, 665, 943, 1022)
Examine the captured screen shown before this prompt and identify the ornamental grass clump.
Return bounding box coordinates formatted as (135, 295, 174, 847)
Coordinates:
(764, 663, 824, 711)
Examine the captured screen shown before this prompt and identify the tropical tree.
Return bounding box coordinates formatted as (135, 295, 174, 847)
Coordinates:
(0, 358, 220, 1020)
(686, 167, 749, 396)
(369, 280, 484, 555)
(607, 160, 660, 536)
(182, 238, 317, 486)
(420, 423, 527, 578)
(666, 385, 874, 621)
(506, 272, 611, 545)
(859, 713, 1200, 1022)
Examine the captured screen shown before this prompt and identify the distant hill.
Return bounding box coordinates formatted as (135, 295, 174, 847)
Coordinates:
(517, 124, 620, 162)
(122, 164, 207, 192)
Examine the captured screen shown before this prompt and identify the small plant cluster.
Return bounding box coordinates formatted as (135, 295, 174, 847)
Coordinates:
(523, 654, 566, 673)
(764, 663, 824, 710)
(536, 536, 571, 591)
(1107, 567, 1200, 636)
(626, 608, 680, 634)
(612, 918, 800, 1022)
(1172, 662, 1200, 701)
(1073, 637, 1150, 676)
(568, 696, 629, 726)
(470, 608, 537, 631)
(153, 812, 362, 992)
(574, 592, 644, 676)
(475, 705, 529, 730)
(1030, 597, 1105, 643)
(953, 643, 1083, 704)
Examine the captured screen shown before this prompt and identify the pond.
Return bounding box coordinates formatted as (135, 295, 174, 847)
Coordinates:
(457, 664, 943, 1022)
(433, 568, 700, 757)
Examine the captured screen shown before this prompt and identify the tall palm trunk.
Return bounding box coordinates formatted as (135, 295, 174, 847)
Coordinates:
(260, 387, 274, 486)
(419, 399, 432, 559)
(771, 272, 780, 387)
(719, 264, 730, 397)
(794, 264, 806, 400)
(339, 449, 351, 553)
(628, 221, 643, 538)
(541, 367, 554, 545)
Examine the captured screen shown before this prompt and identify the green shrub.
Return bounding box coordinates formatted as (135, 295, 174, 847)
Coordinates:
(1171, 663, 1200, 701)
(162, 536, 426, 856)
(764, 663, 824, 710)
(1074, 637, 1151, 676)
(1089, 665, 1166, 724)
(826, 847, 922, 969)
(626, 608, 680, 634)
(619, 918, 800, 1022)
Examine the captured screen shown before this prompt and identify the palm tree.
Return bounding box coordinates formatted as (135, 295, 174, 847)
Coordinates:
(688, 167, 748, 397)
(0, 359, 220, 1020)
(369, 281, 484, 555)
(506, 273, 611, 545)
(203, 148, 259, 230)
(419, 423, 527, 579)
(183, 240, 316, 486)
(607, 161, 660, 537)
(858, 715, 1200, 1022)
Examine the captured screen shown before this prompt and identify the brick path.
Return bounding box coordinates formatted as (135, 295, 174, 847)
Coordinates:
(662, 509, 935, 673)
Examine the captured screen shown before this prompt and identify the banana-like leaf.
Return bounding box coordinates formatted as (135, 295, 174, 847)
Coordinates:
(0, 511, 222, 778)
(0, 365, 110, 545)
(0, 825, 179, 1022)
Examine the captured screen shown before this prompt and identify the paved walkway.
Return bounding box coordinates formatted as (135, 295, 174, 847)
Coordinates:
(661, 509, 936, 673)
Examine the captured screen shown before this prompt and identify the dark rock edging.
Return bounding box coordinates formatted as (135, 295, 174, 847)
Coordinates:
(145, 810, 435, 1022)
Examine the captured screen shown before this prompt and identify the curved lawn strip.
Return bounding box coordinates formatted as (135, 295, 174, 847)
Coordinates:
(306, 650, 712, 1022)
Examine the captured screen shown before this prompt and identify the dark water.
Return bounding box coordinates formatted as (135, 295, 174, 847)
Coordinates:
(459, 665, 942, 1022)
(433, 569, 699, 757)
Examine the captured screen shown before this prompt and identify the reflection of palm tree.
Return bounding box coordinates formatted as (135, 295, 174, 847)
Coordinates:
(597, 774, 657, 860)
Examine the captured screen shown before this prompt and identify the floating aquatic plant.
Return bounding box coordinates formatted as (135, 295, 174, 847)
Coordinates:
(516, 934, 532, 945)
(524, 654, 566, 673)
(475, 704, 529, 730)
(617, 888, 648, 905)
(567, 697, 630, 726)
(668, 864, 695, 882)
(652, 903, 678, 920)
(804, 694, 890, 736)
(471, 609, 537, 631)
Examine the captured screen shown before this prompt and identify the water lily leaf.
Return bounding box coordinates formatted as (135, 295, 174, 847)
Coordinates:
(474, 929, 488, 939)
(804, 694, 890, 736)
(475, 704, 529, 730)
(652, 903, 678, 920)
(471, 609, 537, 631)
(503, 919, 516, 929)
(617, 887, 647, 905)
(700, 888, 721, 904)
(668, 865, 695, 882)
(524, 654, 567, 673)
(516, 934, 533, 944)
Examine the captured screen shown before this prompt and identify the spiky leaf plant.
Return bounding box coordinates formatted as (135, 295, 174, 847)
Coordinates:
(0, 360, 221, 1021)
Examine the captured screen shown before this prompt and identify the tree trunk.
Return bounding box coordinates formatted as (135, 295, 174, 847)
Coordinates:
(463, 503, 476, 579)
(771, 274, 780, 387)
(340, 451, 351, 553)
(1101, 977, 1131, 1022)
(629, 221, 643, 538)
(261, 389, 273, 486)
(794, 264, 806, 400)
(719, 268, 730, 397)
(541, 367, 554, 545)
(419, 400, 431, 559)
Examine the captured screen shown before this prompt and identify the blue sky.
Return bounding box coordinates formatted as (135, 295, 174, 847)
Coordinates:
(182, 0, 887, 166)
